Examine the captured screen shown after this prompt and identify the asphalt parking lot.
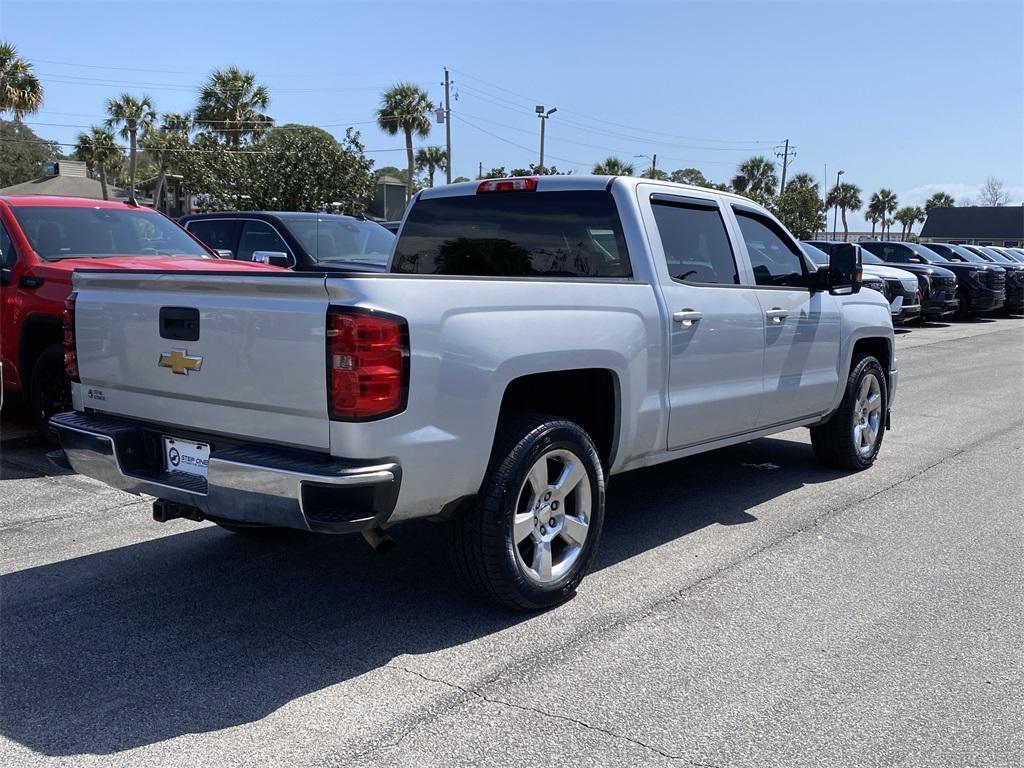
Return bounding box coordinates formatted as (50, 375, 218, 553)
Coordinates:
(1, 317, 1022, 768)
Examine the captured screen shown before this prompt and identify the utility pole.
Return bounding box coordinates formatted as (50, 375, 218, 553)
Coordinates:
(775, 139, 796, 195)
(635, 153, 657, 177)
(536, 105, 556, 173)
(443, 68, 453, 184)
(478, 160, 483, 179)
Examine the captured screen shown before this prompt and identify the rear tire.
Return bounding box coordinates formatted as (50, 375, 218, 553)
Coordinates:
(29, 344, 72, 443)
(810, 354, 887, 470)
(449, 413, 605, 610)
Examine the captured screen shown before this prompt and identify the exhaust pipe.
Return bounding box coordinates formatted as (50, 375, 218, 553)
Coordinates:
(361, 526, 395, 554)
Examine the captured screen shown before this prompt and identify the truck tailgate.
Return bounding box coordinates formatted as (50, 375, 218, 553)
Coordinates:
(72, 271, 332, 450)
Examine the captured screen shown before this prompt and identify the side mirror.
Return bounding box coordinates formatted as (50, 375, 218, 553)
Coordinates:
(251, 250, 292, 268)
(827, 243, 862, 295)
(213, 249, 234, 259)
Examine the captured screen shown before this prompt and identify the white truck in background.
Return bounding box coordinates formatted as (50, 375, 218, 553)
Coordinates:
(53, 176, 896, 609)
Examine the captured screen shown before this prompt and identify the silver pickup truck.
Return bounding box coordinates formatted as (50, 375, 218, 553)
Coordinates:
(53, 176, 897, 609)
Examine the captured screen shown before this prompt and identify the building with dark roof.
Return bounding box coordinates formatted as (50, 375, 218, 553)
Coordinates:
(920, 205, 1024, 246)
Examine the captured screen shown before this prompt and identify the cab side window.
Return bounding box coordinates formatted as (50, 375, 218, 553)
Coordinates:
(0, 221, 14, 267)
(237, 221, 290, 262)
(187, 220, 241, 257)
(651, 200, 738, 285)
(734, 211, 807, 288)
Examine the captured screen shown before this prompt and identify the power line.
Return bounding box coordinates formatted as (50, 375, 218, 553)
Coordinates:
(450, 67, 776, 146)
(453, 115, 588, 168)
(31, 57, 431, 80)
(0, 136, 406, 154)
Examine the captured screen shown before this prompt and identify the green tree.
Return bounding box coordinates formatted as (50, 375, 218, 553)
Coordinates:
(894, 205, 926, 240)
(377, 82, 434, 202)
(785, 172, 817, 191)
(195, 66, 272, 147)
(144, 112, 192, 213)
(0, 119, 59, 186)
(248, 125, 375, 213)
(592, 156, 634, 175)
(105, 93, 156, 199)
(642, 167, 669, 180)
(670, 167, 709, 186)
(874, 188, 898, 237)
(773, 185, 826, 240)
(864, 195, 882, 237)
(415, 145, 447, 187)
(825, 182, 862, 241)
(0, 42, 42, 119)
(73, 127, 121, 200)
(924, 191, 955, 212)
(731, 155, 778, 205)
(481, 167, 507, 179)
(452, 175, 470, 183)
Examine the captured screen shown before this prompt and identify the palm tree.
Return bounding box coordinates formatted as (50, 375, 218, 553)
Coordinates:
(145, 112, 192, 213)
(593, 156, 635, 176)
(195, 66, 272, 147)
(377, 83, 434, 202)
(785, 172, 817, 191)
(924, 191, 955, 213)
(73, 127, 121, 201)
(865, 192, 884, 237)
(415, 146, 447, 187)
(825, 182, 862, 241)
(731, 156, 778, 203)
(875, 188, 898, 237)
(0, 42, 43, 118)
(105, 93, 156, 199)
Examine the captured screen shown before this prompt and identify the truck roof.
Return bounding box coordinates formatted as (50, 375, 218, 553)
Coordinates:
(416, 174, 759, 207)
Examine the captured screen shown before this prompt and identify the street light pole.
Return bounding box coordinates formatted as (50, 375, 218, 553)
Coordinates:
(634, 153, 657, 177)
(832, 169, 845, 240)
(536, 105, 556, 173)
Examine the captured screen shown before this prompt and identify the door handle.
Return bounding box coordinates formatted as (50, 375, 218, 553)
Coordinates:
(765, 308, 789, 323)
(673, 309, 703, 326)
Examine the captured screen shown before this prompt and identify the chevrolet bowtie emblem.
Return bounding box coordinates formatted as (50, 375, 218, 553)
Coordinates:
(158, 348, 203, 375)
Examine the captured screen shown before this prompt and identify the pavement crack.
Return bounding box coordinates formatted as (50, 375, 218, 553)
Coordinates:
(383, 662, 719, 766)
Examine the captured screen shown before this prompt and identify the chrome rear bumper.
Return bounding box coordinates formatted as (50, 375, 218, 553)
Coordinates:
(50, 411, 400, 533)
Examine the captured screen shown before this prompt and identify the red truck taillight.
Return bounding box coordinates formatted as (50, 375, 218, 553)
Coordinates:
(326, 307, 408, 421)
(63, 292, 80, 383)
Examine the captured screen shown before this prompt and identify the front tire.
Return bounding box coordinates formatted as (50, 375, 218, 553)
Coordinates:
(449, 414, 605, 610)
(810, 355, 887, 470)
(30, 344, 72, 442)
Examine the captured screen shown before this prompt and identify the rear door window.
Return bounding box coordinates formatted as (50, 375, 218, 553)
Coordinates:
(651, 200, 738, 284)
(237, 221, 291, 262)
(392, 190, 631, 277)
(734, 211, 807, 288)
(186, 220, 241, 257)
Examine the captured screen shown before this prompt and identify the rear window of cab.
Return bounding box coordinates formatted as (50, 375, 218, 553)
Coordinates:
(392, 190, 631, 278)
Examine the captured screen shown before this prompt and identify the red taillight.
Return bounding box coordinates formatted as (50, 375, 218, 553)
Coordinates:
(63, 292, 79, 383)
(477, 177, 538, 193)
(327, 308, 408, 421)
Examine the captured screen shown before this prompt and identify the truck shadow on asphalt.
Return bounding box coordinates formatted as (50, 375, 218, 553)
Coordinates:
(1, 436, 845, 756)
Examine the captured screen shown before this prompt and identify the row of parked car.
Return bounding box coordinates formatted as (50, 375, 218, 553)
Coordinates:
(804, 239, 1024, 322)
(3, 191, 1022, 443)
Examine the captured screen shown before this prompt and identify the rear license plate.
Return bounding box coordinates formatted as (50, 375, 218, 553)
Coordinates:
(163, 436, 210, 478)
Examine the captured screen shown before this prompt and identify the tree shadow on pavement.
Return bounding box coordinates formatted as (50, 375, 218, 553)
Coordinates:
(0, 434, 844, 756)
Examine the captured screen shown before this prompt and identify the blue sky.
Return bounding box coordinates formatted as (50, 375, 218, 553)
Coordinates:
(2, 0, 1021, 228)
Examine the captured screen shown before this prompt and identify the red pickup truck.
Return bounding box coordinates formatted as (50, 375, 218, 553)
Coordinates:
(1, 195, 278, 436)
